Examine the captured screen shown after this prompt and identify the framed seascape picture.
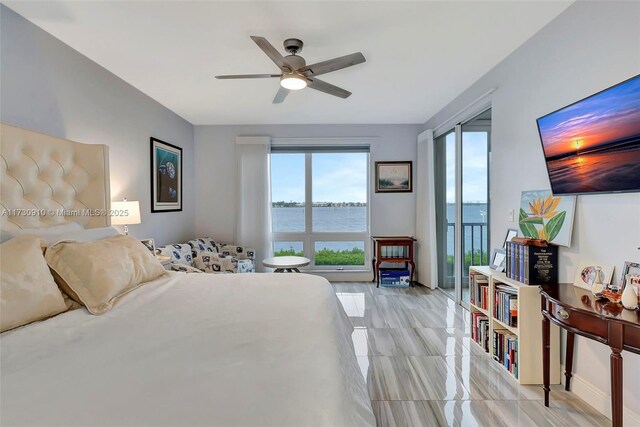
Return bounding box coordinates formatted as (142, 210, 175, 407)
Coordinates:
(518, 190, 576, 247)
(375, 161, 412, 193)
(151, 137, 182, 212)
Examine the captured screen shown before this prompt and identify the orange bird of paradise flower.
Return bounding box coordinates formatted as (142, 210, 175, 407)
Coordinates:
(528, 195, 561, 219)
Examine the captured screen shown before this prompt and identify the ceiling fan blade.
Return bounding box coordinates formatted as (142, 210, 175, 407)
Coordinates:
(307, 78, 351, 99)
(215, 74, 280, 79)
(250, 36, 291, 71)
(298, 52, 365, 76)
(273, 86, 290, 104)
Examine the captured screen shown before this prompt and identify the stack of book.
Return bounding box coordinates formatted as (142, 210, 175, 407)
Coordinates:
(494, 284, 518, 328)
(506, 238, 558, 285)
(471, 312, 490, 352)
(493, 329, 519, 378)
(469, 272, 489, 310)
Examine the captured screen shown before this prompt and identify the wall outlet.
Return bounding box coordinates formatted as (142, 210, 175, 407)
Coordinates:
(508, 209, 515, 222)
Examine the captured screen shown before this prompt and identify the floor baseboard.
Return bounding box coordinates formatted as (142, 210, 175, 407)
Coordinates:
(560, 364, 640, 425)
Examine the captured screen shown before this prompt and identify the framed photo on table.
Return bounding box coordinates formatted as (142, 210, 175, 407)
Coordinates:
(621, 261, 640, 288)
(151, 137, 182, 212)
(140, 238, 156, 254)
(489, 248, 506, 272)
(375, 161, 412, 193)
(503, 229, 518, 248)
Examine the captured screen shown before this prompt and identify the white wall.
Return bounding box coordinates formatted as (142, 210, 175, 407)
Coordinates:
(424, 1, 640, 421)
(0, 5, 195, 245)
(194, 124, 420, 243)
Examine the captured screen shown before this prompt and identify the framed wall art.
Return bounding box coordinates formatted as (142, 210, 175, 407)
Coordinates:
(519, 190, 576, 247)
(151, 137, 182, 212)
(375, 161, 412, 193)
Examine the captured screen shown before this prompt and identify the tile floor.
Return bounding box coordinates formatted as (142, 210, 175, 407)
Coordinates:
(331, 282, 611, 427)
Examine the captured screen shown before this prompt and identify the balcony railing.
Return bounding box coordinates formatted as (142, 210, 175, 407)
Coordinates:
(442, 222, 489, 288)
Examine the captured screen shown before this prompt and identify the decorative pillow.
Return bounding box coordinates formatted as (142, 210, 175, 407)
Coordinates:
(193, 252, 238, 274)
(187, 238, 218, 254)
(45, 235, 166, 315)
(218, 244, 256, 260)
(237, 259, 256, 273)
(170, 263, 204, 274)
(158, 243, 193, 265)
(0, 235, 68, 332)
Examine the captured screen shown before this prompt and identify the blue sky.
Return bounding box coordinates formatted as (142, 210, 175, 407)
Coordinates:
(271, 136, 488, 204)
(271, 153, 367, 203)
(446, 132, 489, 203)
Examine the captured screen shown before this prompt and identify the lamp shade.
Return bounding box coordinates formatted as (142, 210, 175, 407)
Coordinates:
(111, 201, 141, 225)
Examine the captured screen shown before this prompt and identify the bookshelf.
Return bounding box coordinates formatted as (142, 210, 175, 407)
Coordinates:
(469, 266, 560, 385)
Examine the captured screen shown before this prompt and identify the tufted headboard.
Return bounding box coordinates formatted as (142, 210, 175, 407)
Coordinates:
(1, 123, 111, 230)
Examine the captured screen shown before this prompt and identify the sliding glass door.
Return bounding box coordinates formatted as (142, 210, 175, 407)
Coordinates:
(436, 109, 491, 306)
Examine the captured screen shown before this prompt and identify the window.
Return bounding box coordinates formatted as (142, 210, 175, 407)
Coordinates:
(271, 147, 369, 270)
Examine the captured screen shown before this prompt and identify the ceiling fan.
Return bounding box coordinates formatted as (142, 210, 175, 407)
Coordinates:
(215, 36, 366, 104)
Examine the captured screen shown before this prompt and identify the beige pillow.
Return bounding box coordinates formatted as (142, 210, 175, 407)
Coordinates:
(45, 235, 166, 315)
(1, 235, 68, 332)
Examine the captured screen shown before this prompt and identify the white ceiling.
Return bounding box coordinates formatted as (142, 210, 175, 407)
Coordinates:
(4, 1, 572, 125)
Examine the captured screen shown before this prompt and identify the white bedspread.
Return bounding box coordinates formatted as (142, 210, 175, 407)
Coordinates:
(1, 272, 374, 427)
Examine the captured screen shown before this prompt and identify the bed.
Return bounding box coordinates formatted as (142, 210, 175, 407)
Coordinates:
(0, 124, 375, 426)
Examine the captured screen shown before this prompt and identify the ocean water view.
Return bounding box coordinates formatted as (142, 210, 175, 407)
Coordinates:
(272, 206, 366, 254)
(272, 203, 488, 257)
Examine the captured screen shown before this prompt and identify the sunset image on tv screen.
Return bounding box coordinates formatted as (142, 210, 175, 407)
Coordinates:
(537, 75, 640, 195)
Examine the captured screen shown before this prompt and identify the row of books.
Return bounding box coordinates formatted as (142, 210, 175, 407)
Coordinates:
(493, 329, 519, 379)
(380, 245, 409, 259)
(469, 272, 489, 310)
(494, 285, 518, 328)
(471, 312, 490, 353)
(505, 240, 558, 285)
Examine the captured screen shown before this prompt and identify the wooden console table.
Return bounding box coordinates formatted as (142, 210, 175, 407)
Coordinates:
(371, 236, 416, 287)
(540, 284, 640, 427)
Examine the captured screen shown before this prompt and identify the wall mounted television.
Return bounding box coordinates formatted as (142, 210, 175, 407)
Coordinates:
(536, 74, 640, 195)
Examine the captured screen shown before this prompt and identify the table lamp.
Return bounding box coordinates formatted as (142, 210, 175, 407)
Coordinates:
(111, 199, 141, 235)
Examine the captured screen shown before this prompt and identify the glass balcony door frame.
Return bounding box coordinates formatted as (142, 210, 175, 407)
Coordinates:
(436, 110, 491, 308)
(270, 151, 371, 271)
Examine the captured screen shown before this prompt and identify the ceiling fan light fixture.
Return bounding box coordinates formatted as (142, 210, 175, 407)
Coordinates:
(280, 73, 307, 90)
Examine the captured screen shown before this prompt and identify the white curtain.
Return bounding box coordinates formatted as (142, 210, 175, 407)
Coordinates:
(415, 129, 438, 289)
(235, 136, 272, 272)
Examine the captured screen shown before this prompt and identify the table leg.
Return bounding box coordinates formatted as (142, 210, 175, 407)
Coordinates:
(375, 260, 382, 288)
(292, 268, 300, 273)
(408, 260, 416, 287)
(610, 348, 623, 427)
(372, 258, 377, 283)
(542, 311, 551, 407)
(274, 268, 283, 273)
(565, 331, 575, 391)
(609, 320, 624, 427)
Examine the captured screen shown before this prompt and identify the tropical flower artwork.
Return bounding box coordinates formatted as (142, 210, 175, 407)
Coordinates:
(519, 190, 576, 247)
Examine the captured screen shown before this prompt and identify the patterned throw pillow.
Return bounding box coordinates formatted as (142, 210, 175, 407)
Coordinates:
(218, 244, 256, 260)
(158, 243, 193, 266)
(193, 252, 237, 274)
(187, 238, 217, 254)
(237, 259, 255, 273)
